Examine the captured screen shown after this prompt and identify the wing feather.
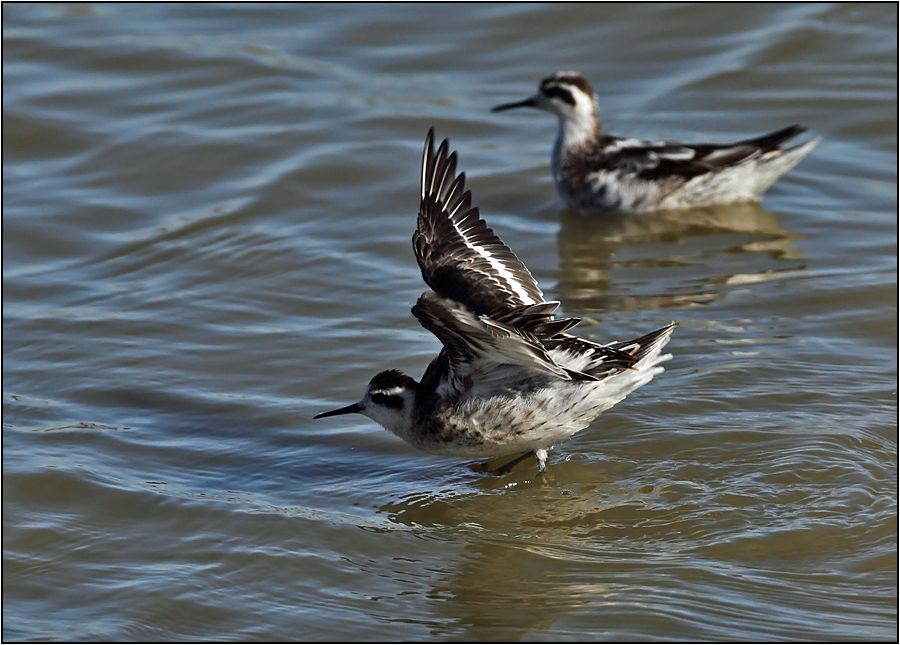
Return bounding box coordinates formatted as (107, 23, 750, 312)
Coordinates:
(544, 335, 637, 378)
(594, 125, 809, 181)
(411, 292, 576, 387)
(412, 129, 596, 391)
(414, 128, 548, 317)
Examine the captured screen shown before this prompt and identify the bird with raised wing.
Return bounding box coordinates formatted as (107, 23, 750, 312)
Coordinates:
(492, 71, 818, 214)
(314, 129, 676, 472)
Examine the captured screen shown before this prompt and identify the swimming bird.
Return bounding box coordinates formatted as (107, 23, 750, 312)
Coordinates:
(313, 128, 676, 473)
(492, 71, 818, 214)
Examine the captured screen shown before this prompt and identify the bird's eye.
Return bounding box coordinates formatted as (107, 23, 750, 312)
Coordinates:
(543, 86, 575, 106)
(369, 392, 403, 409)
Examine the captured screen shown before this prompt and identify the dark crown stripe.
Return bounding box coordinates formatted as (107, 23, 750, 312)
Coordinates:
(369, 369, 416, 391)
(540, 72, 594, 96)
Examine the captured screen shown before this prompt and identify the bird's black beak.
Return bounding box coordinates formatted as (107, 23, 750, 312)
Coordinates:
(313, 402, 362, 419)
(491, 96, 538, 112)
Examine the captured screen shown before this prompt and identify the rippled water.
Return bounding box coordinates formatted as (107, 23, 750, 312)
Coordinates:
(3, 3, 897, 641)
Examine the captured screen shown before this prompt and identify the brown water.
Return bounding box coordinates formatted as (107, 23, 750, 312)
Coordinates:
(3, 3, 897, 641)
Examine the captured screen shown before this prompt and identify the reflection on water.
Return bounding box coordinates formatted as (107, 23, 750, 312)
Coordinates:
(554, 202, 805, 313)
(379, 468, 628, 640)
(381, 464, 627, 639)
(379, 426, 896, 641)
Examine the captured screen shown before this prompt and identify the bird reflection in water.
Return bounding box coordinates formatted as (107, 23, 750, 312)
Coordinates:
(379, 457, 679, 640)
(553, 201, 805, 315)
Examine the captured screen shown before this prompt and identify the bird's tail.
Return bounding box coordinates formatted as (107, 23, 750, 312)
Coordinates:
(580, 323, 677, 415)
(609, 322, 677, 367)
(753, 137, 819, 194)
(738, 124, 807, 151)
(609, 322, 676, 393)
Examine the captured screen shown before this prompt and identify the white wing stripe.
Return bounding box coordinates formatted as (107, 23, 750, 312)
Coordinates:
(449, 217, 535, 304)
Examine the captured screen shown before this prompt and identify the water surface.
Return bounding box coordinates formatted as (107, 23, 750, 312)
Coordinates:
(3, 3, 897, 641)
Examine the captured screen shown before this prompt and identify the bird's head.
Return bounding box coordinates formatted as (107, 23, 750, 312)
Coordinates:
(313, 369, 417, 438)
(492, 71, 600, 143)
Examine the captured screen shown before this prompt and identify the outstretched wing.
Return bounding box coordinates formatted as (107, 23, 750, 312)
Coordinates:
(598, 125, 808, 181)
(411, 129, 588, 391)
(413, 128, 548, 318)
(412, 292, 584, 388)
